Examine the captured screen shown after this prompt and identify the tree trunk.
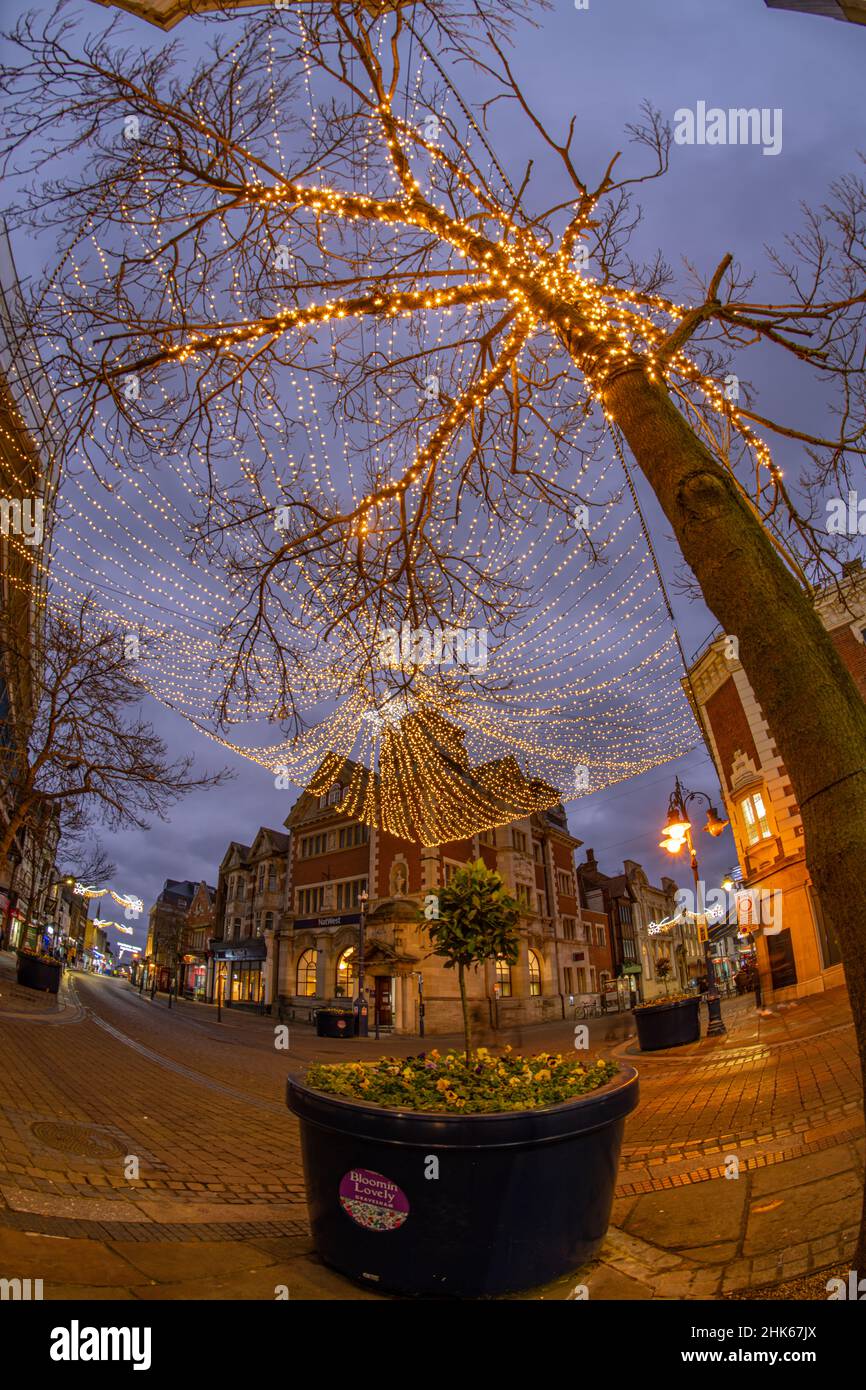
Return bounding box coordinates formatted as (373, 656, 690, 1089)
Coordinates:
(458, 960, 472, 1064)
(0, 799, 30, 867)
(604, 363, 866, 1266)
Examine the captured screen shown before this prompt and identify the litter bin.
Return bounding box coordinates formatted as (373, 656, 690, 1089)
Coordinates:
(316, 1009, 354, 1039)
(353, 997, 369, 1037)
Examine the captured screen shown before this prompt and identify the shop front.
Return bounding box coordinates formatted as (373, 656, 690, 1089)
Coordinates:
(0, 891, 13, 948)
(620, 961, 643, 1007)
(181, 953, 207, 999)
(6, 907, 27, 951)
(211, 938, 268, 1009)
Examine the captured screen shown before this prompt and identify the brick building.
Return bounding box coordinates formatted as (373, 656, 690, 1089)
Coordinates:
(574, 851, 688, 1007)
(575, 851, 641, 1008)
(181, 880, 216, 999)
(275, 758, 617, 1035)
(145, 879, 197, 990)
(686, 563, 866, 1004)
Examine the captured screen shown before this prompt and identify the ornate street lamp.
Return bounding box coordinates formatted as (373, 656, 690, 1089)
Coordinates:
(660, 777, 729, 1037)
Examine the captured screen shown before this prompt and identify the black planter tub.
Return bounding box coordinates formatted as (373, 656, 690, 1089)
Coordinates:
(633, 997, 701, 1051)
(286, 1064, 638, 1297)
(315, 1010, 354, 1039)
(16, 952, 62, 994)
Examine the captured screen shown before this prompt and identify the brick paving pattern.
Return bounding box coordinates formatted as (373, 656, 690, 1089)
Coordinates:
(0, 951, 862, 1299)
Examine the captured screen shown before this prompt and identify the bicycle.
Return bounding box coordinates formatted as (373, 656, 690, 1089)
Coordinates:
(574, 999, 601, 1020)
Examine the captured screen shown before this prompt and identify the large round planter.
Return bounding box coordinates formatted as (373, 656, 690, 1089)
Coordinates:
(316, 1010, 354, 1039)
(633, 997, 701, 1051)
(16, 952, 62, 994)
(286, 1065, 638, 1297)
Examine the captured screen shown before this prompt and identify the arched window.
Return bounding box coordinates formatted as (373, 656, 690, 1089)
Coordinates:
(296, 949, 317, 997)
(328, 784, 343, 805)
(495, 957, 512, 998)
(335, 946, 357, 998)
(528, 950, 542, 997)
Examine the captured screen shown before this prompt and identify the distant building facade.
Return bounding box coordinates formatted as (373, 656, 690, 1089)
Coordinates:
(181, 880, 216, 998)
(145, 879, 197, 990)
(207, 828, 290, 1008)
(624, 859, 702, 1001)
(574, 850, 692, 1006)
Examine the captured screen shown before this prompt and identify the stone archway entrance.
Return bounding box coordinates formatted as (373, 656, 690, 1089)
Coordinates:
(362, 897, 424, 1033)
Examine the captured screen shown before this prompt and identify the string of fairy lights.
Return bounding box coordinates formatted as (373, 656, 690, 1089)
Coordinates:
(74, 886, 144, 915)
(1, 7, 786, 844)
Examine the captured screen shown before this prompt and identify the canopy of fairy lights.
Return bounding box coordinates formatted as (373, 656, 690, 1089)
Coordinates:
(0, 5, 750, 845)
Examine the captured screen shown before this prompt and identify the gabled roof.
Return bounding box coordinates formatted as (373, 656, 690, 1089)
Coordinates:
(219, 841, 251, 872)
(601, 874, 636, 901)
(249, 825, 290, 858)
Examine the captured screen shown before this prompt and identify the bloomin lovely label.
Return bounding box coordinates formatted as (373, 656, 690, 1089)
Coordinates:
(338, 1168, 410, 1232)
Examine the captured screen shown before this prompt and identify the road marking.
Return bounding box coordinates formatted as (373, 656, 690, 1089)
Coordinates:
(86, 1012, 287, 1118)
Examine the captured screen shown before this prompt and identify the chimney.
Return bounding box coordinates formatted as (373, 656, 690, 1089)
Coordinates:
(585, 848, 597, 867)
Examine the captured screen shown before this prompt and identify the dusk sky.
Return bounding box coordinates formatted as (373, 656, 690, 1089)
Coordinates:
(3, 0, 864, 954)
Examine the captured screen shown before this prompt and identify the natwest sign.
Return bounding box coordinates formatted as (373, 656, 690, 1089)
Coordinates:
(294, 912, 361, 931)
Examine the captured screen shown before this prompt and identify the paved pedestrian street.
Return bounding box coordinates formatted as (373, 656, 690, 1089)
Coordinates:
(0, 950, 861, 1301)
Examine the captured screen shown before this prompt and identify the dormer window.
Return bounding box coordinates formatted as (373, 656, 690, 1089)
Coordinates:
(328, 784, 343, 806)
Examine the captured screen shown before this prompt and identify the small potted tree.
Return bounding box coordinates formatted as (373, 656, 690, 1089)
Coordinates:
(425, 856, 521, 1064)
(286, 859, 638, 1297)
(633, 955, 701, 1051)
(655, 956, 673, 995)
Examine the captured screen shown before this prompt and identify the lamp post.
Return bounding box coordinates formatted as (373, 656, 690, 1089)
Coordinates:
(660, 776, 729, 1038)
(356, 890, 369, 1037)
(416, 970, 425, 1037)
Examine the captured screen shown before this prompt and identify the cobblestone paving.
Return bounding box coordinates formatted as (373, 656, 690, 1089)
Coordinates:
(0, 953, 862, 1300)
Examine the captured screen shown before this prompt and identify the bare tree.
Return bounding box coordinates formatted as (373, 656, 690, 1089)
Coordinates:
(0, 592, 232, 867)
(2, 2, 866, 1256)
(53, 834, 116, 892)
